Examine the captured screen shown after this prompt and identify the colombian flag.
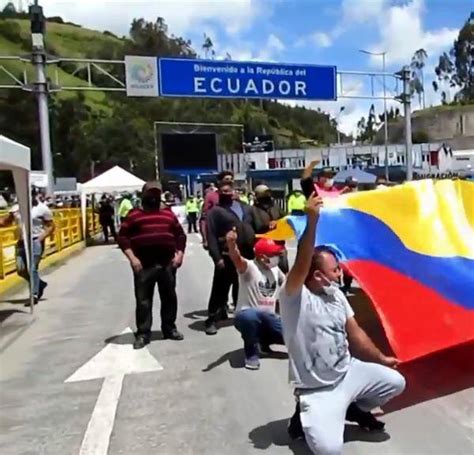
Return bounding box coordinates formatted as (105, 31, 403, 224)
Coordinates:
(265, 180, 474, 362)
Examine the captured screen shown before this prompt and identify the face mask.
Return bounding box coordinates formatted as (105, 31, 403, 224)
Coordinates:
(324, 178, 334, 188)
(219, 194, 233, 205)
(258, 196, 273, 207)
(318, 273, 341, 296)
(267, 256, 280, 268)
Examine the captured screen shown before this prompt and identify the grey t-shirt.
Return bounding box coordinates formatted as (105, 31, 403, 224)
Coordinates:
(279, 284, 354, 389)
(235, 260, 285, 314)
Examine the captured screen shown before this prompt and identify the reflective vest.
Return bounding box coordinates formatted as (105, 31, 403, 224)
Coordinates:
(239, 195, 249, 204)
(288, 193, 306, 212)
(185, 198, 199, 214)
(118, 198, 133, 218)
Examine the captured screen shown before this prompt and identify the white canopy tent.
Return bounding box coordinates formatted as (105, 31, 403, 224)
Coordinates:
(80, 166, 145, 236)
(0, 136, 35, 310)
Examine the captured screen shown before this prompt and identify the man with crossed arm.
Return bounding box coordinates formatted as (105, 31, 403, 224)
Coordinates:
(280, 192, 405, 455)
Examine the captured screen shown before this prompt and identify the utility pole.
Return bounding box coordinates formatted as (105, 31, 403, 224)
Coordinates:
(400, 66, 413, 181)
(30, 1, 54, 195)
(359, 49, 389, 180)
(381, 52, 389, 181)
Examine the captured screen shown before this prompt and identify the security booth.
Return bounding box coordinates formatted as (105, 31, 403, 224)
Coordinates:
(0, 136, 35, 310)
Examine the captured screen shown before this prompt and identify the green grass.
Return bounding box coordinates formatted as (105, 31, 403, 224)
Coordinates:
(0, 19, 122, 111)
(10, 19, 123, 58)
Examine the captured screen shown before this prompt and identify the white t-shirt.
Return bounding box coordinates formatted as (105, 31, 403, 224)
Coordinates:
(235, 260, 285, 314)
(279, 285, 354, 389)
(12, 202, 53, 239)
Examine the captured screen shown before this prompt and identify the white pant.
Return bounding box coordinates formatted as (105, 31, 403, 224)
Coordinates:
(299, 358, 406, 455)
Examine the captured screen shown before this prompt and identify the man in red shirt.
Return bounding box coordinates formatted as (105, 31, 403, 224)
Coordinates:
(300, 161, 350, 199)
(200, 171, 234, 248)
(118, 182, 187, 349)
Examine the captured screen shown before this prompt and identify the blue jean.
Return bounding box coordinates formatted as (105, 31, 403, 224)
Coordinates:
(16, 239, 43, 296)
(234, 308, 284, 358)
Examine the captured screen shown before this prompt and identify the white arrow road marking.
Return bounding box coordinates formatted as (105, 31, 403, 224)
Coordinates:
(77, 374, 124, 455)
(65, 328, 163, 455)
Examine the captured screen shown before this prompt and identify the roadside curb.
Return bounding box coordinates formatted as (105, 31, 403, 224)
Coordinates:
(0, 241, 86, 296)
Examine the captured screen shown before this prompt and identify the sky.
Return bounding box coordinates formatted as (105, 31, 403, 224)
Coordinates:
(3, 0, 471, 136)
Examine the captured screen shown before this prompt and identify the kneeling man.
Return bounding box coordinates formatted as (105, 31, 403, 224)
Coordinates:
(280, 193, 406, 455)
(226, 230, 285, 370)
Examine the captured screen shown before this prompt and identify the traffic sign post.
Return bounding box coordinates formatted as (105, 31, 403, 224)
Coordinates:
(158, 58, 337, 101)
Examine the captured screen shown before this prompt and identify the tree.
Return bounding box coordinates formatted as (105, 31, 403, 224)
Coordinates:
(202, 33, 215, 59)
(357, 104, 378, 143)
(231, 101, 271, 140)
(434, 16, 474, 103)
(379, 106, 400, 124)
(2, 2, 16, 15)
(357, 117, 366, 141)
(411, 48, 428, 109)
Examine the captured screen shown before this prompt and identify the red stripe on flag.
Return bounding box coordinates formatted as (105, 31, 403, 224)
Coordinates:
(345, 259, 474, 362)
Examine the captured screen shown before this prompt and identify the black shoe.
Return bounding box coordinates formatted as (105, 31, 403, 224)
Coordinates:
(288, 403, 305, 440)
(218, 308, 229, 321)
(346, 403, 385, 431)
(38, 280, 48, 300)
(205, 321, 218, 335)
(24, 297, 38, 307)
(163, 329, 184, 341)
(259, 344, 274, 356)
(133, 336, 150, 350)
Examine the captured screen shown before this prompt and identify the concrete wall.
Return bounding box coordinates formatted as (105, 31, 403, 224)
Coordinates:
(384, 105, 474, 148)
(412, 106, 474, 140)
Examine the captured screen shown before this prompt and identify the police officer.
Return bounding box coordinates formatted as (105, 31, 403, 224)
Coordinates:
(185, 194, 200, 234)
(287, 190, 306, 215)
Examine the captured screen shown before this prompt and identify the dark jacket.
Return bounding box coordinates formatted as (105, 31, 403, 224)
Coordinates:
(300, 176, 315, 199)
(249, 203, 285, 235)
(98, 201, 114, 223)
(207, 202, 255, 264)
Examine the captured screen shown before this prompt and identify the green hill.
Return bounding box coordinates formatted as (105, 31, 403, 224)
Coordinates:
(0, 14, 339, 181)
(0, 18, 125, 106)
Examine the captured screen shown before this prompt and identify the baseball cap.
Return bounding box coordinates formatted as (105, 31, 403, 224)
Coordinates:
(254, 238, 285, 257)
(254, 184, 271, 196)
(319, 168, 334, 178)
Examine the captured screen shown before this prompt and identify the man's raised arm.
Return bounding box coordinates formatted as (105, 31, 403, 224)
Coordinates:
(285, 193, 323, 296)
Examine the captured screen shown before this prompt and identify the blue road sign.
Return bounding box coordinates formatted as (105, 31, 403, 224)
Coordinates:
(158, 58, 337, 101)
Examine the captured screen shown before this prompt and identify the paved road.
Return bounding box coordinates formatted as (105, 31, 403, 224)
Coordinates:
(0, 236, 472, 454)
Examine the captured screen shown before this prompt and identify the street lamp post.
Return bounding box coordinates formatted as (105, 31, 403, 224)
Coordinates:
(336, 106, 345, 145)
(360, 50, 389, 181)
(30, 1, 54, 195)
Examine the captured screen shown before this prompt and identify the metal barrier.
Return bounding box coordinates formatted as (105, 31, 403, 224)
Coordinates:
(0, 208, 101, 281)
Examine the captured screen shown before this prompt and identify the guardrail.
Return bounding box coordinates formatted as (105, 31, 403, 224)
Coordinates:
(0, 208, 101, 281)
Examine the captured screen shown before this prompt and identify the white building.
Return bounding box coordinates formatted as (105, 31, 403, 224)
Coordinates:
(218, 143, 469, 177)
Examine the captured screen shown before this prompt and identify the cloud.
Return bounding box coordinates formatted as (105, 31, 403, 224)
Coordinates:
(341, 0, 387, 24)
(30, 0, 263, 37)
(296, 31, 332, 49)
(267, 33, 285, 52)
(216, 33, 285, 62)
(300, 0, 385, 50)
(311, 32, 332, 48)
(279, 75, 366, 137)
(366, 0, 458, 66)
